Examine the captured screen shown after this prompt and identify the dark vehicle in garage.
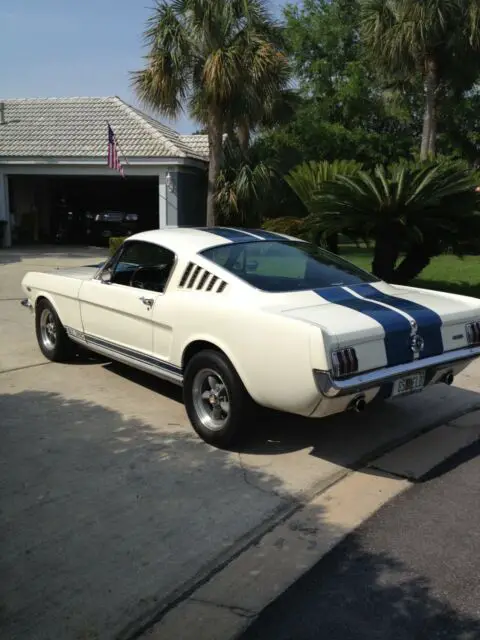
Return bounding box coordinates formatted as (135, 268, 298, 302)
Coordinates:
(86, 211, 142, 245)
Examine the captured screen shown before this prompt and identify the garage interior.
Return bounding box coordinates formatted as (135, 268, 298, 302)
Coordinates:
(8, 175, 159, 245)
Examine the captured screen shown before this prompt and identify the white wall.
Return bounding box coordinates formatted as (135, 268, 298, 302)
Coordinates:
(0, 173, 10, 247)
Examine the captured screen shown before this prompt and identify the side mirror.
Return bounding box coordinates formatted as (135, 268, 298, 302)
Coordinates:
(100, 269, 112, 284)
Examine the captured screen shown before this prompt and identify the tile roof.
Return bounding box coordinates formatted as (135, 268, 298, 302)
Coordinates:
(179, 134, 209, 160)
(0, 96, 207, 161)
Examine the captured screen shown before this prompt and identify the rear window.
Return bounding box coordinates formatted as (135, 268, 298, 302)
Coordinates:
(201, 241, 378, 292)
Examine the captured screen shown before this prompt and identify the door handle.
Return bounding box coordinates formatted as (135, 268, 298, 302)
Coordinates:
(139, 296, 154, 308)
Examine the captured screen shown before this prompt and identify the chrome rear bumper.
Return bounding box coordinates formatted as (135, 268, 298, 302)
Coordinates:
(314, 345, 480, 397)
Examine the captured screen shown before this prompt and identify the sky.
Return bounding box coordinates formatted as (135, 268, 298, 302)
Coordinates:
(0, 0, 288, 134)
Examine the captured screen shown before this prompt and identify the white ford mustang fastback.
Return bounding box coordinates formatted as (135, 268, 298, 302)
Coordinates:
(21, 227, 480, 446)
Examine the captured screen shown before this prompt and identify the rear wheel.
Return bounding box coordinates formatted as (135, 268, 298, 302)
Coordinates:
(35, 299, 75, 362)
(183, 349, 253, 447)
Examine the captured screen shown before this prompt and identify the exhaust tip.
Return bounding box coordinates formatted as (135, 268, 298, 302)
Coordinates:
(443, 371, 454, 386)
(349, 395, 367, 412)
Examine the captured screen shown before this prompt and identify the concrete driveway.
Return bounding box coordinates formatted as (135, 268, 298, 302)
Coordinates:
(1, 247, 480, 640)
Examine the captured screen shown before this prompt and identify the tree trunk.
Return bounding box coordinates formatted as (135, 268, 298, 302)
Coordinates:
(391, 244, 433, 284)
(225, 115, 235, 144)
(420, 56, 438, 161)
(371, 228, 400, 281)
(206, 109, 224, 227)
(326, 233, 338, 254)
(237, 119, 250, 154)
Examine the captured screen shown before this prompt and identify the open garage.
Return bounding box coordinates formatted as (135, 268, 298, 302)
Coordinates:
(0, 96, 208, 247)
(7, 174, 159, 244)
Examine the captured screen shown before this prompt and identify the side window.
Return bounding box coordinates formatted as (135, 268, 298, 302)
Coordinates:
(110, 241, 175, 293)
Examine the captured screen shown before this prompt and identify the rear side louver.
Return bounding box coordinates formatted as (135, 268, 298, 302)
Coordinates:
(331, 348, 358, 378)
(466, 321, 480, 345)
(178, 262, 228, 293)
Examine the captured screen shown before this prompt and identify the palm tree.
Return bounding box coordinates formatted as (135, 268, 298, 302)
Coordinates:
(132, 0, 289, 226)
(360, 0, 480, 160)
(312, 161, 480, 282)
(215, 139, 274, 226)
(230, 87, 300, 153)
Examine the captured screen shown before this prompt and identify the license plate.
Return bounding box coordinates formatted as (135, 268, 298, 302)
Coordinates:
(392, 371, 425, 397)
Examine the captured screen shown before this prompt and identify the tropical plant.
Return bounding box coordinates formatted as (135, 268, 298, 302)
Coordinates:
(229, 87, 301, 153)
(309, 161, 480, 282)
(215, 140, 275, 227)
(360, 0, 480, 160)
(286, 159, 363, 213)
(285, 159, 363, 251)
(132, 0, 289, 226)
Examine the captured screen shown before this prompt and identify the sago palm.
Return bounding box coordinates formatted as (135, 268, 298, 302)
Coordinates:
(312, 161, 480, 282)
(360, 0, 480, 160)
(286, 159, 363, 215)
(286, 160, 363, 252)
(132, 0, 289, 225)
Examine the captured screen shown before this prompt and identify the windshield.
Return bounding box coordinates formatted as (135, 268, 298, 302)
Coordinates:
(200, 241, 379, 293)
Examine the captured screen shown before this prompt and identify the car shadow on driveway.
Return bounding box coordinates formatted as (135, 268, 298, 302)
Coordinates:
(100, 360, 480, 486)
(0, 388, 297, 640)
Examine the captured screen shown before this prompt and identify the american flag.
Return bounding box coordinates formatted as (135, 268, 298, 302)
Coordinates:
(107, 124, 125, 177)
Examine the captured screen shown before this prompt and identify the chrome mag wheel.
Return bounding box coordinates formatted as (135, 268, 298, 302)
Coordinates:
(39, 307, 57, 350)
(192, 368, 231, 431)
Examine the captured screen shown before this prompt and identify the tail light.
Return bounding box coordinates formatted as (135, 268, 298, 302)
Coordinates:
(331, 348, 358, 378)
(466, 321, 480, 345)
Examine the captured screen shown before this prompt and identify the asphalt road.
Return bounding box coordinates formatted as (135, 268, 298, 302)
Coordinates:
(241, 440, 480, 640)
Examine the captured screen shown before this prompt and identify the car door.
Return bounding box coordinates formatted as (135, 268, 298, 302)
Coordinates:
(79, 240, 175, 362)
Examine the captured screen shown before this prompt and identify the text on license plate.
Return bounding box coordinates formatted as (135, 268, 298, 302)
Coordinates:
(392, 371, 426, 397)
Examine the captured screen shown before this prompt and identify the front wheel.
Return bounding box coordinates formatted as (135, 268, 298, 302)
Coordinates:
(35, 299, 75, 362)
(183, 349, 254, 447)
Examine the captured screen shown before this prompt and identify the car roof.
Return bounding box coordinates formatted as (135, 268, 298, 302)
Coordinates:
(127, 227, 301, 254)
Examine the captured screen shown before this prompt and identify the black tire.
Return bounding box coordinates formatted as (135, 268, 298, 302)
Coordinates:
(183, 349, 254, 447)
(35, 299, 75, 362)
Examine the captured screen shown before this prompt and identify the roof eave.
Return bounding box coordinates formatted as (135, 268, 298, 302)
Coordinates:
(0, 155, 208, 168)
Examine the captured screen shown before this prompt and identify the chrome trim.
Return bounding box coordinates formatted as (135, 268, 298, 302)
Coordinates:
(314, 346, 480, 397)
(68, 330, 184, 386)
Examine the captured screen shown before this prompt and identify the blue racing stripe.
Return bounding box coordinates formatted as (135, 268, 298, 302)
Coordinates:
(315, 287, 413, 366)
(197, 227, 260, 242)
(242, 228, 284, 240)
(350, 283, 444, 358)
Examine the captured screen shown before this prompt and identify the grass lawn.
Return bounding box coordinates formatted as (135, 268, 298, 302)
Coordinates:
(341, 245, 480, 299)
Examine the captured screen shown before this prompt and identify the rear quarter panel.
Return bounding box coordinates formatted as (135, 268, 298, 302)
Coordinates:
(22, 271, 84, 333)
(391, 283, 480, 351)
(164, 293, 322, 415)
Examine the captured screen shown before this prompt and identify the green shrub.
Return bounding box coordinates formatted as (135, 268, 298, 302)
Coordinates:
(262, 216, 309, 239)
(109, 236, 126, 256)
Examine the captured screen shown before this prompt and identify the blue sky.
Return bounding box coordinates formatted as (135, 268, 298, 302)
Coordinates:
(0, 0, 288, 134)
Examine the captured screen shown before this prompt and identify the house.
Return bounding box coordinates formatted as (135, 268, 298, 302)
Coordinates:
(0, 96, 209, 247)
